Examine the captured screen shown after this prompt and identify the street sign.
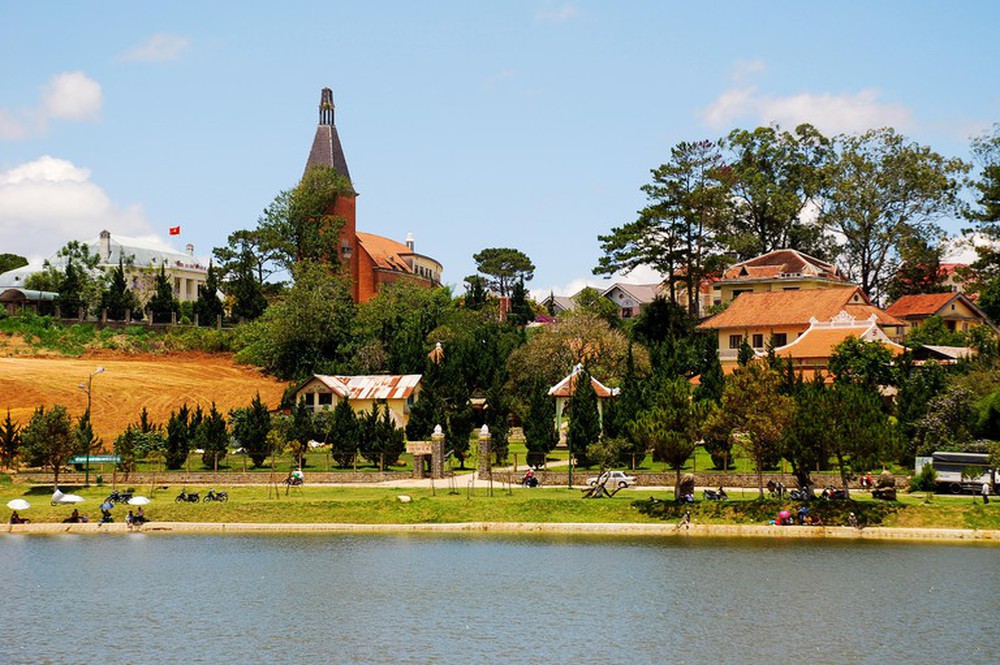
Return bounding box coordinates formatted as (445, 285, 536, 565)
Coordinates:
(406, 442, 432, 456)
(69, 455, 121, 464)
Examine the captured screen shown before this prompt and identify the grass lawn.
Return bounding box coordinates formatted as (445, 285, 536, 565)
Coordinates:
(3, 478, 997, 531)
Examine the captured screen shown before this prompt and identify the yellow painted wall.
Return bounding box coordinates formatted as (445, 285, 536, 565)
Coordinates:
(715, 324, 808, 359)
(716, 279, 852, 305)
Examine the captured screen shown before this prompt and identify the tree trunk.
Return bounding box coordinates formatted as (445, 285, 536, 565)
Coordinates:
(837, 453, 851, 498)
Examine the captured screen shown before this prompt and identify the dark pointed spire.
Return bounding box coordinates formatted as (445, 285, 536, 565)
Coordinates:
(319, 87, 334, 125)
(304, 87, 352, 186)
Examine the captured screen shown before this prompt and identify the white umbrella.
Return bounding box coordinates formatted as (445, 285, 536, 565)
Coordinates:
(127, 496, 151, 506)
(6, 499, 30, 510)
(51, 490, 85, 505)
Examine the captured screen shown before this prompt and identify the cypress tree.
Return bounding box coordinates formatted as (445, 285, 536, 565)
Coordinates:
(195, 262, 225, 326)
(327, 399, 359, 467)
(568, 367, 602, 468)
(197, 402, 228, 469)
(148, 264, 178, 323)
(100, 257, 139, 320)
(523, 380, 557, 467)
(165, 404, 191, 470)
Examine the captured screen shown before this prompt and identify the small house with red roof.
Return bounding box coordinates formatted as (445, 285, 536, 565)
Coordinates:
(885, 292, 992, 334)
(305, 88, 443, 303)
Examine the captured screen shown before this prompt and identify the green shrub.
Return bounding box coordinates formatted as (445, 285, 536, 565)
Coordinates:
(908, 464, 938, 492)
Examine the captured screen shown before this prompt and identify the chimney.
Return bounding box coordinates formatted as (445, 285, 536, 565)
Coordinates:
(405, 232, 414, 251)
(99, 230, 111, 260)
(186, 243, 194, 256)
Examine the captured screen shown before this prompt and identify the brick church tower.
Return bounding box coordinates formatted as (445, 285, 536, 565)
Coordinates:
(304, 87, 361, 302)
(302, 88, 443, 304)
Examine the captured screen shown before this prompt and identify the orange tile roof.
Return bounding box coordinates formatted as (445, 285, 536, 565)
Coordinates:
(357, 232, 413, 273)
(697, 287, 877, 329)
(774, 326, 905, 360)
(721, 249, 847, 282)
(843, 303, 908, 327)
(885, 293, 959, 318)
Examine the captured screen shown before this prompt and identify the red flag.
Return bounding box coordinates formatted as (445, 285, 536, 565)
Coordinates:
(169, 226, 181, 235)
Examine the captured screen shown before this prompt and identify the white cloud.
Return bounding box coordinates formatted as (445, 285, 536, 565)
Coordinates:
(0, 156, 153, 259)
(943, 233, 991, 265)
(700, 84, 912, 135)
(731, 59, 765, 83)
(0, 72, 102, 140)
(41, 72, 102, 121)
(0, 109, 31, 140)
(535, 2, 579, 23)
(120, 34, 191, 62)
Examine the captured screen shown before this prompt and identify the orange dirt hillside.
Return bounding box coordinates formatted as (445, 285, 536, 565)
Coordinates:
(0, 353, 289, 445)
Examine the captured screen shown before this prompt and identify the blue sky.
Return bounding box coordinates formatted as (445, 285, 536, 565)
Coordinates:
(2, 1, 998, 296)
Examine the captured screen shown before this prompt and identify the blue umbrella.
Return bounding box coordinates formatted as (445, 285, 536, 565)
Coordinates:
(100, 502, 114, 511)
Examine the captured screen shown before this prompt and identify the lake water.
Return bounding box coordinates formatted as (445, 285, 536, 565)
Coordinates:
(0, 533, 997, 664)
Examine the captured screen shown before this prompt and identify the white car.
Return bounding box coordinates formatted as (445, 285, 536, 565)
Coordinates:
(587, 471, 637, 489)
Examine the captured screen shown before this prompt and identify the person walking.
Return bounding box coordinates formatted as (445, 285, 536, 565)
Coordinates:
(983, 482, 991, 505)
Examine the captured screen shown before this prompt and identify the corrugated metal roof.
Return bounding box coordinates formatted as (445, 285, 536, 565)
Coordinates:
(313, 374, 422, 400)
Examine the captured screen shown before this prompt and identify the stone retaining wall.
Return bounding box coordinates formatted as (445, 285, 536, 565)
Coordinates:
(14, 471, 412, 486)
(524, 471, 910, 490)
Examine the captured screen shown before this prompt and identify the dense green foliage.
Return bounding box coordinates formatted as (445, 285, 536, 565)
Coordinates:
(19, 405, 80, 487)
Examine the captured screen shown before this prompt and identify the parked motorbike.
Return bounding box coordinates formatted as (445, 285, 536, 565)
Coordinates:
(703, 488, 728, 501)
(820, 486, 848, 501)
(788, 488, 811, 501)
(521, 476, 539, 488)
(203, 489, 229, 502)
(104, 489, 134, 505)
(283, 475, 303, 487)
(175, 489, 200, 503)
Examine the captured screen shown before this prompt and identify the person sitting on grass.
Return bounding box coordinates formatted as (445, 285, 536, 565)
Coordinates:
(9, 511, 29, 524)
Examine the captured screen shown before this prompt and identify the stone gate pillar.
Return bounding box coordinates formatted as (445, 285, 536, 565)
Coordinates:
(477, 424, 491, 479)
(431, 424, 445, 478)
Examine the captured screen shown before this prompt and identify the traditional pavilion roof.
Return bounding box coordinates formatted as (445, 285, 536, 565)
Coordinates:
(304, 87, 354, 189)
(548, 364, 619, 398)
(770, 313, 906, 360)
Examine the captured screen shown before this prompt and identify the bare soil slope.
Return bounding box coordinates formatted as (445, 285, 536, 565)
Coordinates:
(0, 352, 288, 443)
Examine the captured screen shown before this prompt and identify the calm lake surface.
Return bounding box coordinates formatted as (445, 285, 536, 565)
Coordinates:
(0, 533, 997, 664)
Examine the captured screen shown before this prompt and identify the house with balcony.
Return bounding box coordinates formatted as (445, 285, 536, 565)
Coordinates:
(0, 229, 209, 305)
(712, 249, 854, 306)
(770, 311, 906, 377)
(696, 287, 907, 368)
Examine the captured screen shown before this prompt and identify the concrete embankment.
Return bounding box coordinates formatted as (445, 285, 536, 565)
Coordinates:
(4, 521, 999, 543)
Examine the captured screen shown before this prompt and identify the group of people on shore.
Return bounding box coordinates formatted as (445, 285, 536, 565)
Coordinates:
(8, 506, 150, 527)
